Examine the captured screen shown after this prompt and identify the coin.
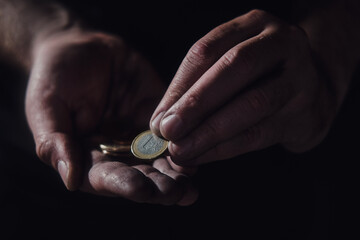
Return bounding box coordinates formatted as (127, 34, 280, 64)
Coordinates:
(131, 130, 168, 160)
(100, 143, 131, 153)
(101, 149, 130, 157)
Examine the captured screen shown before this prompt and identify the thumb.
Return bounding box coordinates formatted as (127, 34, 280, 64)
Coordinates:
(26, 90, 83, 190)
(35, 132, 83, 191)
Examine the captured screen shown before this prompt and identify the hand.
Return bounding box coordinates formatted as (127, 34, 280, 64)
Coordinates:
(25, 28, 197, 205)
(150, 10, 337, 166)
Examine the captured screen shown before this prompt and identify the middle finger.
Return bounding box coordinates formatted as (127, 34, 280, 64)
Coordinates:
(159, 27, 287, 142)
(168, 72, 293, 164)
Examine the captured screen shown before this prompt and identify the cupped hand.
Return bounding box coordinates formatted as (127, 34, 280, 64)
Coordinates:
(25, 28, 197, 205)
(150, 10, 337, 166)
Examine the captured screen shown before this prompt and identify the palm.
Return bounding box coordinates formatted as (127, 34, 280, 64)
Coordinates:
(26, 30, 197, 205)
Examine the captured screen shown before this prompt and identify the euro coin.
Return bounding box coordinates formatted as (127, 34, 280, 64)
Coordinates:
(102, 149, 125, 157)
(131, 130, 168, 160)
(100, 143, 131, 153)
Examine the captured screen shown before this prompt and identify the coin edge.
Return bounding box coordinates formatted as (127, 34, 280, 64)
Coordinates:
(131, 130, 168, 160)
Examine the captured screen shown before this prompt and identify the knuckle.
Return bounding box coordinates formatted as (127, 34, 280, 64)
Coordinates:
(185, 40, 212, 67)
(222, 48, 238, 68)
(167, 82, 189, 100)
(183, 92, 202, 110)
(222, 46, 255, 75)
(215, 19, 241, 35)
(246, 9, 269, 22)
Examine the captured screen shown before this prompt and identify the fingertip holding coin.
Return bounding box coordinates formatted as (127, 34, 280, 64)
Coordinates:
(131, 130, 169, 160)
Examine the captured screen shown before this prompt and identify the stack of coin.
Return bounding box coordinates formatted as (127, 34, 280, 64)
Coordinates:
(99, 141, 131, 157)
(100, 130, 168, 160)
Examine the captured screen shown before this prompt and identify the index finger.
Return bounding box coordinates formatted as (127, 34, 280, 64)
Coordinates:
(150, 10, 269, 135)
(159, 25, 288, 141)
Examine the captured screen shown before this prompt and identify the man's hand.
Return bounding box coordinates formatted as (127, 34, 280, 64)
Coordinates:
(150, 10, 337, 166)
(25, 28, 198, 205)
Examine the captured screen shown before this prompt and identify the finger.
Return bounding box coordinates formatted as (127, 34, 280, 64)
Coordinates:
(132, 164, 189, 205)
(153, 158, 198, 206)
(85, 153, 189, 205)
(150, 10, 270, 135)
(152, 157, 189, 180)
(178, 116, 283, 166)
(158, 25, 287, 142)
(166, 156, 198, 176)
(168, 73, 293, 163)
(85, 151, 155, 200)
(25, 91, 82, 190)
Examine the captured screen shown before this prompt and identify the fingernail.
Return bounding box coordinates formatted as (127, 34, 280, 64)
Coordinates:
(57, 160, 69, 188)
(160, 114, 183, 140)
(151, 111, 165, 135)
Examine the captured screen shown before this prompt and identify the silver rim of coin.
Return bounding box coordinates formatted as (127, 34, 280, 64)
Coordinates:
(131, 130, 168, 160)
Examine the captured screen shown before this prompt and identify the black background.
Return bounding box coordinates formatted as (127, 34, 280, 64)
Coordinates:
(1, 1, 359, 239)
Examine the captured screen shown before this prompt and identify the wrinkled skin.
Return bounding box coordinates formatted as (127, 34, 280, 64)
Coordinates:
(25, 28, 198, 205)
(151, 10, 337, 167)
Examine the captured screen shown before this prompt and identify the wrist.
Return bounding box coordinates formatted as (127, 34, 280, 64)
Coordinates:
(0, 1, 80, 71)
(30, 11, 79, 69)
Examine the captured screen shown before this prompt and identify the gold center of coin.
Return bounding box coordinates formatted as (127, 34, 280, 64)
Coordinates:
(131, 130, 168, 160)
